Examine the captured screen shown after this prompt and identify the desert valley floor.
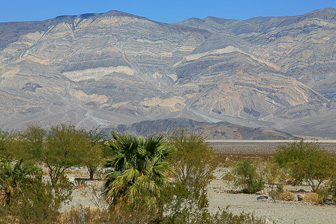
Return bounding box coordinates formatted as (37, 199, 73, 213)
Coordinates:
(60, 141, 336, 224)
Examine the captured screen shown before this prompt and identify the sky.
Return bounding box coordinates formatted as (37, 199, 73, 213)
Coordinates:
(1, 0, 336, 23)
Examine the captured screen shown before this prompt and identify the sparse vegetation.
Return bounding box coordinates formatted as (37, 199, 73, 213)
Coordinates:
(83, 127, 108, 179)
(2, 125, 336, 223)
(269, 189, 295, 201)
(0, 158, 67, 223)
(43, 124, 91, 187)
(274, 140, 336, 192)
(58, 207, 111, 224)
(302, 192, 322, 204)
(224, 159, 265, 194)
(160, 208, 267, 224)
(0, 130, 14, 160)
(167, 130, 219, 210)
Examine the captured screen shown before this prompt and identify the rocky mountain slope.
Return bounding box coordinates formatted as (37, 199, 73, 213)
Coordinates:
(114, 118, 293, 140)
(0, 9, 336, 138)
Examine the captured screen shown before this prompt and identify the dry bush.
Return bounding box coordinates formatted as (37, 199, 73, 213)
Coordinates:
(303, 192, 322, 204)
(109, 201, 158, 224)
(73, 169, 83, 177)
(58, 206, 110, 224)
(269, 189, 294, 201)
(76, 185, 86, 190)
(278, 190, 295, 201)
(64, 169, 72, 175)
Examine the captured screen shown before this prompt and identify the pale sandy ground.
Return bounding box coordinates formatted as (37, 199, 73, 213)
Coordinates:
(62, 177, 336, 224)
(61, 141, 336, 223)
(208, 179, 336, 224)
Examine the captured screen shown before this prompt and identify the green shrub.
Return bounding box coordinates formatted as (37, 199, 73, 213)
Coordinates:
(167, 130, 218, 210)
(315, 188, 330, 204)
(226, 159, 264, 194)
(58, 207, 268, 224)
(274, 140, 336, 192)
(0, 158, 69, 223)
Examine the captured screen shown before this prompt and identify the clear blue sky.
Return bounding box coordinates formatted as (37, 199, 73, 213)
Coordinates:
(1, 0, 336, 23)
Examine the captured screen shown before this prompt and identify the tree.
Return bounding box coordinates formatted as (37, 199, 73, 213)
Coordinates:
(167, 130, 218, 210)
(83, 144, 104, 180)
(15, 124, 90, 186)
(0, 131, 6, 154)
(83, 128, 107, 179)
(14, 125, 46, 163)
(103, 131, 172, 221)
(43, 124, 91, 187)
(274, 140, 336, 192)
(0, 130, 17, 160)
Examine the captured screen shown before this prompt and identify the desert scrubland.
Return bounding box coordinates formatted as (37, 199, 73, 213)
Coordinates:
(210, 140, 336, 154)
(2, 124, 336, 223)
(59, 141, 336, 224)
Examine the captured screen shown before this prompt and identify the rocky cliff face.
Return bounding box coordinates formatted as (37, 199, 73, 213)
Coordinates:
(0, 9, 336, 138)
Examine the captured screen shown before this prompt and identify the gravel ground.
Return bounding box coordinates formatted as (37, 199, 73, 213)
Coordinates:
(208, 180, 336, 224)
(60, 141, 336, 223)
(210, 141, 336, 154)
(62, 178, 336, 224)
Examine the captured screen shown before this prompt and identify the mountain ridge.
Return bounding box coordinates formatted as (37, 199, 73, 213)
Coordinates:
(114, 118, 294, 140)
(0, 8, 336, 138)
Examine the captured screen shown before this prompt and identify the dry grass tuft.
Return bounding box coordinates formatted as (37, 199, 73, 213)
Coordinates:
(58, 206, 110, 224)
(278, 190, 295, 201)
(269, 189, 295, 201)
(303, 192, 322, 204)
(64, 169, 72, 175)
(73, 169, 83, 177)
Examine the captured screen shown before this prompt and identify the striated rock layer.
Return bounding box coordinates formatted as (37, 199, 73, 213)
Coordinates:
(1, 9, 336, 138)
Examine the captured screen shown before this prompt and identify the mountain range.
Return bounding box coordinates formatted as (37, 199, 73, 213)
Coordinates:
(1, 8, 336, 138)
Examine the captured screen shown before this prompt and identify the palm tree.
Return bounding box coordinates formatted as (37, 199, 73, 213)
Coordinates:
(0, 158, 36, 204)
(103, 131, 172, 213)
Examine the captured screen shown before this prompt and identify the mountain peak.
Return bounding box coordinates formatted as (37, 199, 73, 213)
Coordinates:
(204, 16, 238, 22)
(102, 10, 144, 18)
(1, 9, 336, 138)
(303, 8, 336, 20)
(52, 10, 148, 23)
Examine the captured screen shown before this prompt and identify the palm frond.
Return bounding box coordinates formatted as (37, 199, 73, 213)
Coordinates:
(103, 132, 171, 213)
